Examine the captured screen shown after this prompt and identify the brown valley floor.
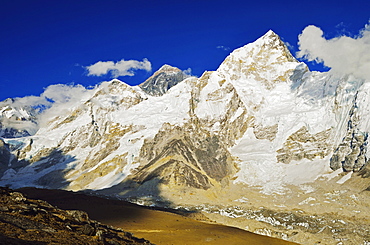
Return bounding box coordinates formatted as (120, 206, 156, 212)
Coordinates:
(18, 187, 298, 245)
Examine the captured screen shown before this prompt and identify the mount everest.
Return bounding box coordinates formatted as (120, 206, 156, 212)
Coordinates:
(1, 30, 370, 244)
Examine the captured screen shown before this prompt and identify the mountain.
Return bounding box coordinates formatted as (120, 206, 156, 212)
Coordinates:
(1, 30, 370, 244)
(0, 98, 39, 138)
(139, 64, 189, 96)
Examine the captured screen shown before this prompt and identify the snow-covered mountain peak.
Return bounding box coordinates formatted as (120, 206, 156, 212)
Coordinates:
(260, 29, 283, 38)
(0, 99, 39, 138)
(155, 64, 182, 74)
(139, 64, 189, 96)
(231, 29, 296, 61)
(84, 79, 146, 112)
(217, 31, 301, 90)
(96, 79, 135, 94)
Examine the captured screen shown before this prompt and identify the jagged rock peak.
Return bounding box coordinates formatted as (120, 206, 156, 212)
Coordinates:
(156, 64, 182, 74)
(236, 29, 296, 61)
(0, 98, 15, 105)
(260, 29, 279, 39)
(139, 64, 188, 96)
(253, 29, 286, 47)
(253, 29, 296, 61)
(217, 29, 300, 89)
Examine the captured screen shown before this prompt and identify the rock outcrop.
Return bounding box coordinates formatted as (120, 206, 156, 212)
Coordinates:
(0, 187, 153, 244)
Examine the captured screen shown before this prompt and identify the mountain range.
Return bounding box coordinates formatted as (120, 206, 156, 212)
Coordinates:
(1, 30, 369, 244)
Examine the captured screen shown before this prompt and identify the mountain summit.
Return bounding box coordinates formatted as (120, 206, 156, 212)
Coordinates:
(139, 64, 189, 96)
(218, 29, 299, 89)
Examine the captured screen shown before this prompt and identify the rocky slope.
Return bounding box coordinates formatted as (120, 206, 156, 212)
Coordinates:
(0, 30, 370, 244)
(0, 187, 153, 244)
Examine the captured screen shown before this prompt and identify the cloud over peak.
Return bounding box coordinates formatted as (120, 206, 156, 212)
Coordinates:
(297, 21, 370, 81)
(86, 58, 152, 78)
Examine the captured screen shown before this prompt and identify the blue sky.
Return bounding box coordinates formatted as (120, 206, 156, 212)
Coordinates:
(1, 0, 369, 101)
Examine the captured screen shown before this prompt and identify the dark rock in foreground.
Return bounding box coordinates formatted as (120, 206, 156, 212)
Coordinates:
(0, 187, 153, 245)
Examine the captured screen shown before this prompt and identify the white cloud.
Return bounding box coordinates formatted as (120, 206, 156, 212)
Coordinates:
(9, 96, 50, 109)
(42, 84, 93, 104)
(86, 58, 152, 78)
(2, 84, 94, 110)
(1, 84, 98, 131)
(297, 21, 370, 81)
(37, 84, 97, 127)
(284, 41, 295, 51)
(182, 68, 193, 77)
(217, 45, 230, 51)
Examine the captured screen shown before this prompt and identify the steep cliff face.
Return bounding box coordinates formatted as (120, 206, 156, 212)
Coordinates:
(0, 139, 11, 178)
(134, 122, 235, 190)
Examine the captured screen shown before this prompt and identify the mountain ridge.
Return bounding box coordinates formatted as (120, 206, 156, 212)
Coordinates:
(1, 30, 370, 244)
